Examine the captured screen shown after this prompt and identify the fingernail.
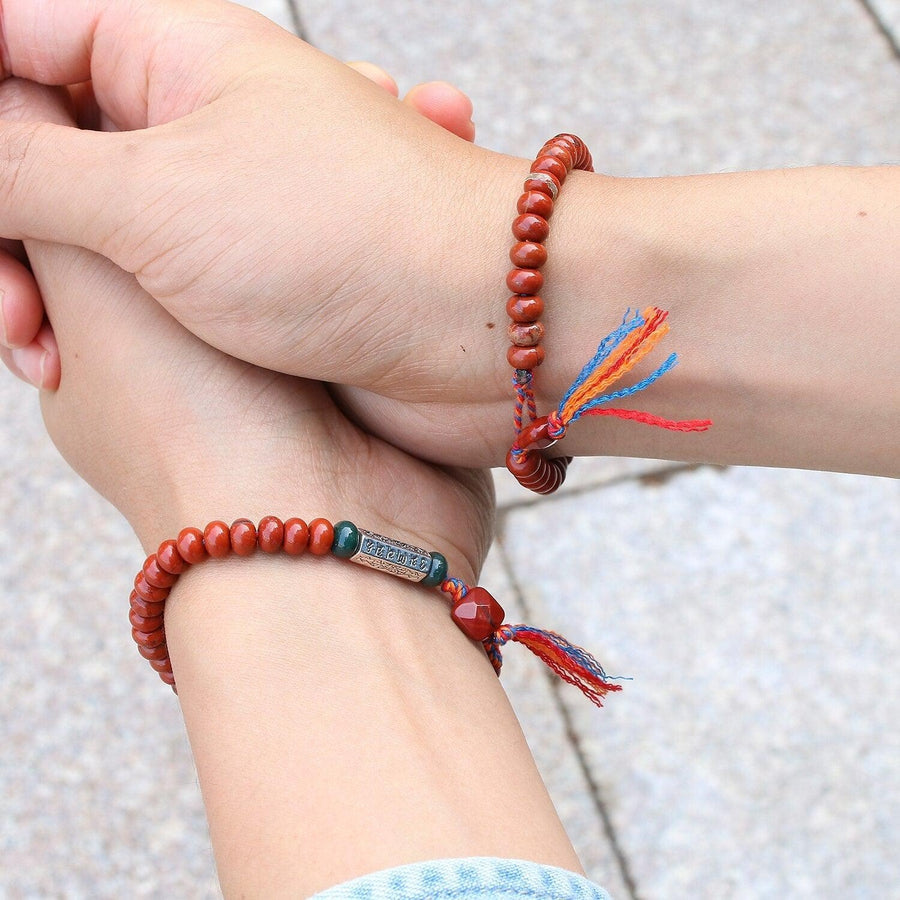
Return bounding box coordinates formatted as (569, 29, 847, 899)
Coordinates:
(10, 346, 47, 388)
(0, 290, 8, 347)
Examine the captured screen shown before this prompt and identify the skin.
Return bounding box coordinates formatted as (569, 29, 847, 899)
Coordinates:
(0, 0, 897, 477)
(0, 76, 585, 897)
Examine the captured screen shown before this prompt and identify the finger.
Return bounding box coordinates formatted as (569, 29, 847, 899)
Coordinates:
(0, 78, 140, 254)
(0, 321, 60, 390)
(403, 82, 475, 142)
(345, 61, 399, 97)
(0, 0, 292, 129)
(0, 246, 44, 348)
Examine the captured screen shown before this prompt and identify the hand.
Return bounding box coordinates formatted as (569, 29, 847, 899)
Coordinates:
(1, 76, 593, 897)
(0, 0, 522, 467)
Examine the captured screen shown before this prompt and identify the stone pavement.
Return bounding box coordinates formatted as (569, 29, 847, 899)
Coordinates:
(1, 1, 898, 897)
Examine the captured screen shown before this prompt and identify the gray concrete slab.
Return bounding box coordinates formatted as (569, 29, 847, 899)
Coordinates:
(868, 0, 900, 42)
(503, 466, 900, 899)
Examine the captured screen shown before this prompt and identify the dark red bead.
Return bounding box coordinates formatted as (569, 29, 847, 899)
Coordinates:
(283, 518, 309, 555)
(506, 268, 544, 295)
(129, 608, 164, 632)
(203, 521, 231, 558)
(506, 294, 544, 323)
(143, 556, 176, 589)
(517, 190, 554, 219)
(158, 670, 176, 686)
(230, 519, 257, 557)
(507, 345, 545, 369)
(508, 321, 544, 347)
(138, 642, 170, 661)
(134, 572, 169, 603)
(150, 656, 173, 674)
(258, 516, 285, 553)
(176, 527, 206, 565)
(450, 587, 506, 641)
(539, 144, 574, 169)
(512, 213, 550, 243)
(509, 241, 547, 269)
(531, 156, 568, 185)
(307, 518, 334, 556)
(130, 591, 165, 619)
(132, 626, 166, 649)
(157, 540, 186, 574)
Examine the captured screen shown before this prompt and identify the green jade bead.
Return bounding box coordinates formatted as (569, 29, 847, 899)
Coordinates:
(421, 551, 448, 587)
(331, 520, 362, 558)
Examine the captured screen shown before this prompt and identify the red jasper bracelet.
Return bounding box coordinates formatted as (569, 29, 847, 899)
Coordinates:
(130, 515, 623, 708)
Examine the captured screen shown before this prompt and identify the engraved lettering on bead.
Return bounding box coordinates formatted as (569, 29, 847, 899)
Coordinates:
(524, 171, 558, 200)
(349, 530, 432, 581)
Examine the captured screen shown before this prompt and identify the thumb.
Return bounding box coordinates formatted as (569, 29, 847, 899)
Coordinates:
(0, 81, 138, 258)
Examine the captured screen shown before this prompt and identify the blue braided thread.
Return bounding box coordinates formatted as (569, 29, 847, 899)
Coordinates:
(556, 308, 645, 414)
(567, 352, 679, 422)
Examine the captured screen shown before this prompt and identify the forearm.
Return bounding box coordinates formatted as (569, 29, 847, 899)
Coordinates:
(164, 551, 582, 898)
(456, 157, 898, 475)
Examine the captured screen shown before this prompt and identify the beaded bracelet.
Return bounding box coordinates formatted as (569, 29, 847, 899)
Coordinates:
(503, 135, 711, 493)
(131, 515, 623, 708)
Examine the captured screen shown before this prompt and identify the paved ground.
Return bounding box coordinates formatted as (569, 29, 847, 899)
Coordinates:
(1, 1, 898, 897)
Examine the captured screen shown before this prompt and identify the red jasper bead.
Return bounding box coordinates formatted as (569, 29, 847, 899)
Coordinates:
(450, 587, 506, 642)
(159, 670, 176, 686)
(230, 518, 257, 557)
(540, 144, 574, 169)
(157, 540, 186, 575)
(506, 268, 544, 295)
(531, 156, 568, 184)
(508, 321, 545, 347)
(150, 656, 173, 674)
(134, 572, 169, 603)
(523, 172, 560, 196)
(283, 518, 309, 555)
(506, 294, 544, 323)
(176, 527, 206, 565)
(258, 516, 285, 553)
(129, 609, 164, 632)
(512, 213, 550, 243)
(307, 518, 334, 556)
(143, 556, 176, 589)
(517, 190, 554, 219)
(509, 241, 548, 269)
(132, 626, 166, 649)
(507, 345, 545, 369)
(203, 521, 231, 558)
(130, 591, 165, 619)
(138, 642, 170, 661)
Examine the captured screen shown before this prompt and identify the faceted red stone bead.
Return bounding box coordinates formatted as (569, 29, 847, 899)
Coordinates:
(523, 172, 560, 196)
(132, 626, 166, 648)
(230, 518, 257, 557)
(517, 189, 554, 219)
(203, 520, 231, 558)
(150, 656, 173, 674)
(508, 321, 545, 347)
(506, 294, 544, 323)
(512, 213, 550, 243)
(307, 518, 335, 556)
(283, 518, 309, 555)
(450, 587, 506, 642)
(507, 345, 545, 369)
(176, 527, 206, 565)
(506, 268, 544, 295)
(156, 539, 186, 575)
(253, 515, 282, 553)
(138, 642, 169, 661)
(143, 556, 177, 589)
(509, 241, 547, 269)
(531, 156, 568, 184)
(129, 608, 164, 632)
(134, 572, 169, 603)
